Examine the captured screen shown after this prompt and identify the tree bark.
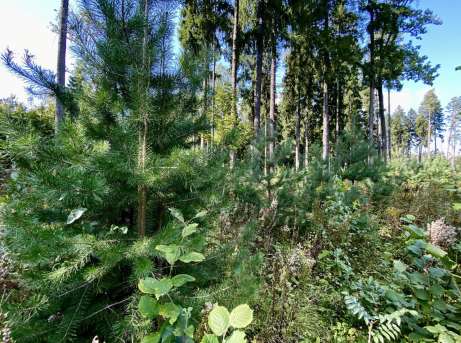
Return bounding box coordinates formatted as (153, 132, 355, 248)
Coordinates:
(295, 88, 301, 171)
(336, 79, 343, 141)
(201, 72, 208, 150)
(322, 79, 329, 161)
(452, 141, 456, 169)
(448, 107, 457, 167)
(305, 90, 312, 169)
(229, 0, 239, 168)
(253, 0, 263, 136)
(387, 87, 392, 160)
(268, 49, 276, 168)
(211, 45, 216, 146)
(304, 126, 309, 168)
(56, 0, 69, 132)
(322, 0, 330, 162)
(427, 110, 432, 157)
(231, 0, 239, 120)
(377, 81, 387, 162)
(137, 0, 150, 237)
(367, 2, 375, 158)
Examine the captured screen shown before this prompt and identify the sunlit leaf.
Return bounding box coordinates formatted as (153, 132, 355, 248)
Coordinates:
(208, 305, 230, 336)
(179, 252, 205, 263)
(225, 330, 246, 343)
(172, 274, 195, 288)
(138, 295, 159, 319)
(182, 223, 198, 238)
(229, 304, 253, 329)
(200, 334, 219, 343)
(66, 208, 87, 224)
(141, 333, 161, 343)
(159, 303, 181, 324)
(156, 245, 181, 265)
(169, 207, 184, 223)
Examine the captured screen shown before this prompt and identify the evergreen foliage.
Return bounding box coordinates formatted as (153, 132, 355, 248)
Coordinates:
(0, 1, 460, 342)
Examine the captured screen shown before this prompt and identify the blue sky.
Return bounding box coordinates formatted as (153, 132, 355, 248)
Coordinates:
(390, 0, 461, 114)
(0, 0, 460, 112)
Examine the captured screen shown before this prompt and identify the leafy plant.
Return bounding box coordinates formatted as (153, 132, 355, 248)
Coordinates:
(202, 304, 253, 343)
(137, 208, 207, 343)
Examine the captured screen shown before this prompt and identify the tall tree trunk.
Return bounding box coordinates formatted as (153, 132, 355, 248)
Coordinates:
(367, 2, 375, 158)
(322, 79, 330, 161)
(253, 0, 263, 136)
(55, 0, 69, 132)
(295, 88, 301, 171)
(427, 111, 432, 157)
(368, 85, 375, 153)
(377, 81, 387, 162)
(322, 0, 330, 162)
(336, 79, 343, 140)
(335, 80, 340, 145)
(268, 48, 276, 168)
(448, 107, 457, 165)
(229, 0, 239, 168)
(305, 87, 312, 169)
(387, 87, 392, 160)
(137, 0, 150, 237)
(201, 71, 209, 150)
(231, 0, 239, 120)
(304, 126, 309, 168)
(211, 46, 216, 146)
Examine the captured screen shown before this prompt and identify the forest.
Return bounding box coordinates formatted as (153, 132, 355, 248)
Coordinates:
(0, 0, 460, 342)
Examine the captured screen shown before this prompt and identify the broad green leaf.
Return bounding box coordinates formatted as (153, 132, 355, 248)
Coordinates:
(439, 332, 455, 343)
(138, 295, 159, 319)
(406, 224, 426, 239)
(428, 267, 447, 279)
(182, 223, 199, 238)
(401, 214, 415, 223)
(393, 260, 407, 273)
(156, 245, 181, 265)
(141, 333, 161, 343)
(138, 277, 172, 299)
(208, 305, 230, 336)
(200, 334, 219, 343)
(446, 322, 461, 331)
(185, 325, 195, 338)
(225, 330, 246, 343)
(425, 243, 447, 258)
(159, 303, 181, 324)
(430, 283, 445, 297)
(453, 203, 461, 211)
(180, 252, 205, 263)
(194, 210, 208, 219)
(172, 274, 195, 288)
(414, 288, 429, 301)
(66, 208, 87, 225)
(229, 304, 253, 329)
(138, 277, 157, 294)
(169, 207, 184, 223)
(152, 278, 173, 299)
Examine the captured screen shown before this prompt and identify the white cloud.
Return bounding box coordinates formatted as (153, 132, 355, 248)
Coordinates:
(390, 88, 429, 114)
